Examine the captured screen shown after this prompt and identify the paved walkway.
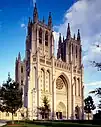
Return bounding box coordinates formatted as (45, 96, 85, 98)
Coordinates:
(0, 120, 7, 127)
(0, 123, 6, 126)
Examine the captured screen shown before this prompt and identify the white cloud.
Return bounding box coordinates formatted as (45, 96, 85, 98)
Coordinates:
(85, 81, 101, 86)
(21, 23, 26, 28)
(54, 0, 101, 64)
(54, 0, 101, 80)
(20, 23, 27, 34)
(53, 0, 101, 100)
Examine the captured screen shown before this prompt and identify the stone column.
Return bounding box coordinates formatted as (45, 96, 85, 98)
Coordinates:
(51, 32, 56, 120)
(82, 85, 84, 119)
(32, 88, 37, 119)
(52, 56, 56, 120)
(71, 63, 75, 120)
(32, 25, 37, 54)
(36, 27, 41, 120)
(43, 29, 45, 56)
(81, 65, 84, 119)
(76, 78, 78, 96)
(52, 78, 56, 119)
(27, 66, 33, 120)
(67, 79, 72, 119)
(73, 83, 75, 119)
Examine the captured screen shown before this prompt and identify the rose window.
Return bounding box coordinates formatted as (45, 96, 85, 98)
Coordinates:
(56, 77, 64, 90)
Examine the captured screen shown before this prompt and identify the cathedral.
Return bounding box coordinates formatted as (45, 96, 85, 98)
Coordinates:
(15, 3, 84, 120)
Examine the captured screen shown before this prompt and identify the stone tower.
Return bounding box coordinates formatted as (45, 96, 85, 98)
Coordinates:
(15, 52, 26, 104)
(15, 3, 84, 120)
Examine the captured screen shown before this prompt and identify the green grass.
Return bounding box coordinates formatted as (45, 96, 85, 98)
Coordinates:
(4, 122, 48, 127)
(4, 121, 101, 127)
(5, 125, 45, 127)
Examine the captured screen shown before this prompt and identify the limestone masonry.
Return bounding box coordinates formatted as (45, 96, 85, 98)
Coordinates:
(15, 3, 84, 120)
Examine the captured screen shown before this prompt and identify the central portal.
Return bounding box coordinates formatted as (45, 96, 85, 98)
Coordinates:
(56, 102, 66, 119)
(56, 74, 69, 120)
(56, 112, 62, 119)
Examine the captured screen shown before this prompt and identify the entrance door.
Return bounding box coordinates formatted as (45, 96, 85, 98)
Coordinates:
(56, 112, 62, 119)
(59, 112, 62, 119)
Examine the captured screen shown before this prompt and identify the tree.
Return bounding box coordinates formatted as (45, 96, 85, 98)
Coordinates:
(90, 44, 101, 108)
(90, 44, 101, 71)
(90, 88, 101, 109)
(93, 110, 101, 120)
(89, 88, 101, 97)
(84, 96, 96, 120)
(91, 61, 101, 71)
(0, 74, 23, 124)
(37, 96, 51, 120)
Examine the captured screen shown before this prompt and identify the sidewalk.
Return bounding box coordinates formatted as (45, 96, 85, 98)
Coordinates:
(0, 123, 6, 127)
(0, 120, 7, 127)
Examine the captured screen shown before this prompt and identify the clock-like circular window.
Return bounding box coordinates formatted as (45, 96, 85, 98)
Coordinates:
(56, 77, 64, 90)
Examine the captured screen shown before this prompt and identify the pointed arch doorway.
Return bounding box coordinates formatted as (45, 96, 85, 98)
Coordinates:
(56, 102, 66, 119)
(56, 74, 69, 119)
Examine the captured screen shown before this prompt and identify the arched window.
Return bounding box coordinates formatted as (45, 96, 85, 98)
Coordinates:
(74, 77, 76, 96)
(21, 80, 23, 85)
(47, 70, 50, 92)
(39, 28, 42, 44)
(76, 46, 78, 58)
(45, 31, 48, 46)
(21, 66, 23, 73)
(34, 67, 37, 89)
(75, 105, 80, 119)
(78, 78, 80, 96)
(69, 44, 71, 62)
(6, 112, 9, 117)
(72, 44, 73, 55)
(41, 69, 45, 91)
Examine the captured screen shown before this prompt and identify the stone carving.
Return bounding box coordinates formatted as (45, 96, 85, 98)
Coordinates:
(56, 77, 64, 90)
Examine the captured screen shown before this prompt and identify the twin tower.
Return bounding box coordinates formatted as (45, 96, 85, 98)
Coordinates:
(26, 3, 82, 66)
(15, 3, 83, 120)
(15, 3, 82, 89)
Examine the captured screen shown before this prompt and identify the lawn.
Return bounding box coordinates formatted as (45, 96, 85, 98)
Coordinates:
(5, 125, 45, 127)
(5, 123, 46, 127)
(4, 121, 101, 127)
(4, 122, 48, 127)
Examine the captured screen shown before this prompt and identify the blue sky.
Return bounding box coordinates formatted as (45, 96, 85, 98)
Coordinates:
(0, 0, 77, 82)
(0, 0, 101, 102)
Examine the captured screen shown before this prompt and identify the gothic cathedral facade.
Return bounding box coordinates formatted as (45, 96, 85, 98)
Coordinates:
(15, 3, 84, 120)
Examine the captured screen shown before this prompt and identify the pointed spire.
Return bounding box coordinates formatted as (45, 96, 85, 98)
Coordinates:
(43, 16, 45, 23)
(33, 3, 38, 23)
(48, 12, 52, 28)
(67, 23, 71, 39)
(74, 34, 75, 40)
(16, 57, 17, 62)
(35, 2, 36, 8)
(63, 36, 64, 42)
(59, 33, 62, 44)
(8, 72, 10, 78)
(28, 17, 31, 24)
(28, 17, 31, 29)
(8, 72, 11, 81)
(57, 33, 62, 59)
(28, 17, 32, 35)
(59, 54, 62, 61)
(77, 29, 81, 41)
(30, 19, 32, 25)
(18, 52, 21, 61)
